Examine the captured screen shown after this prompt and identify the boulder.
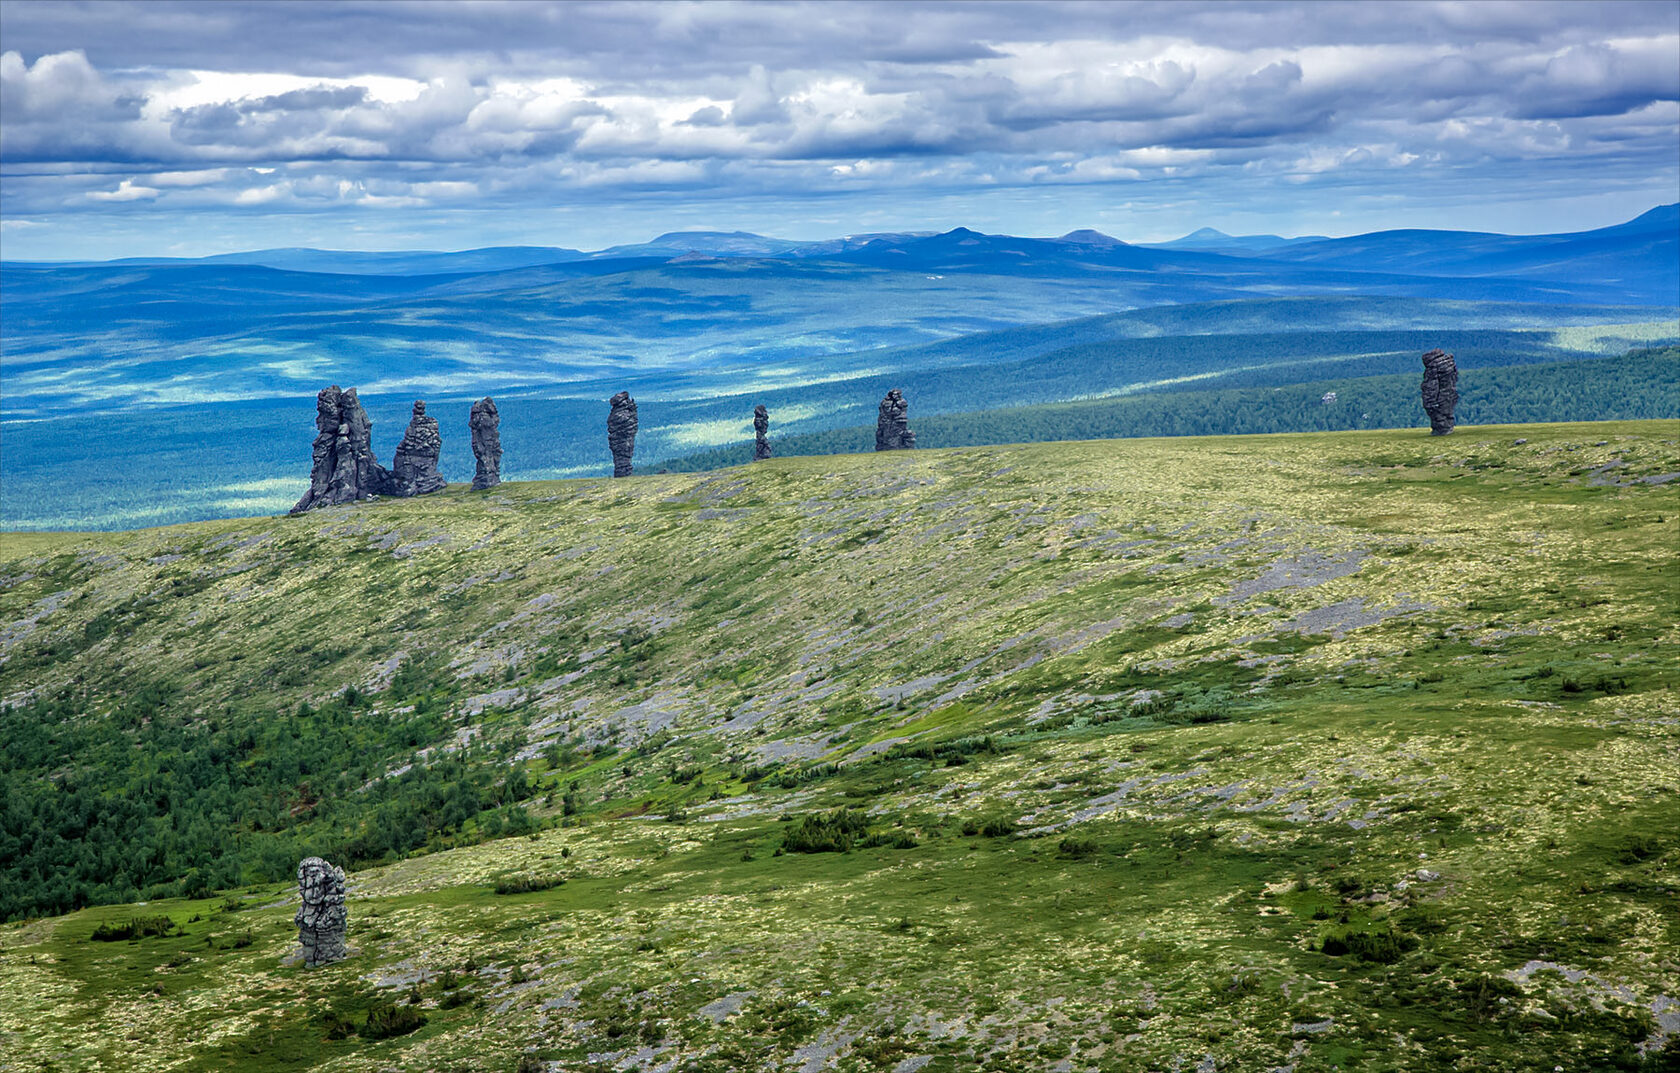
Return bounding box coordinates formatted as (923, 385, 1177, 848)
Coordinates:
(1420, 349, 1459, 435)
(294, 856, 348, 967)
(290, 386, 396, 513)
(390, 400, 447, 496)
(753, 404, 773, 460)
(608, 391, 638, 477)
(876, 388, 916, 451)
(469, 397, 502, 490)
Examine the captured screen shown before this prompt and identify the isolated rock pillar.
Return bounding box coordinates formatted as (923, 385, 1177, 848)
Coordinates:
(876, 388, 916, 451)
(608, 391, 638, 477)
(295, 857, 348, 967)
(753, 404, 773, 460)
(291, 386, 396, 512)
(390, 400, 447, 496)
(1420, 349, 1459, 435)
(469, 397, 502, 490)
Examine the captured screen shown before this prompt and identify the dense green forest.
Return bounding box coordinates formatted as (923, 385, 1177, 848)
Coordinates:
(0, 672, 542, 921)
(664, 347, 1679, 470)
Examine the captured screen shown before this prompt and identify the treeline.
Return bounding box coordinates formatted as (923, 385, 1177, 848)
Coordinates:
(0, 680, 537, 922)
(663, 348, 1679, 470)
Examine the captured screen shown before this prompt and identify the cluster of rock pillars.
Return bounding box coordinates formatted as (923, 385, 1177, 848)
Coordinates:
(289, 350, 1458, 515)
(285, 348, 1458, 963)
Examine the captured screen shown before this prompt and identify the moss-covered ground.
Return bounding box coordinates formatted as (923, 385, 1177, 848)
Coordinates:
(1, 422, 1676, 1071)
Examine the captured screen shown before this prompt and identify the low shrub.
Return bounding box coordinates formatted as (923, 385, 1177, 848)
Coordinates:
(1320, 927, 1418, 963)
(493, 874, 565, 895)
(781, 808, 872, 853)
(1057, 835, 1099, 859)
(91, 915, 176, 941)
(360, 1001, 428, 1039)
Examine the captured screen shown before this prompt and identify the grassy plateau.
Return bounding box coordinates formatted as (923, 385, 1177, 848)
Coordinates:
(0, 421, 1676, 1072)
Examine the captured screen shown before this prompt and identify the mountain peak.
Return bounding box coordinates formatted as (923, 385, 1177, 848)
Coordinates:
(1057, 229, 1125, 246)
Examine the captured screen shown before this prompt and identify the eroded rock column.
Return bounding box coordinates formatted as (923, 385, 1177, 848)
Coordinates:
(1420, 348, 1459, 435)
(753, 404, 773, 460)
(608, 391, 638, 477)
(469, 397, 502, 490)
(295, 856, 347, 967)
(291, 386, 396, 513)
(390, 400, 447, 496)
(876, 388, 916, 451)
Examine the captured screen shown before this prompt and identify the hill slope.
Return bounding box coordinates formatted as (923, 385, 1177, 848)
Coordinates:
(1, 424, 1677, 1072)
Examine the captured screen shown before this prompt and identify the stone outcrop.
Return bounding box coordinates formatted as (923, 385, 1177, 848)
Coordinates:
(390, 400, 447, 496)
(291, 386, 396, 513)
(876, 388, 916, 451)
(608, 391, 638, 477)
(469, 397, 502, 490)
(295, 857, 347, 967)
(753, 404, 773, 460)
(1420, 348, 1459, 435)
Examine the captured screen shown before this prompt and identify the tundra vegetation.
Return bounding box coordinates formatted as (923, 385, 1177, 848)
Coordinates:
(0, 422, 1676, 1072)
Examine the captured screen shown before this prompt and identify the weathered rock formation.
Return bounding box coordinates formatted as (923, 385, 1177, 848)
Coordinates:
(608, 391, 638, 477)
(295, 856, 347, 967)
(753, 404, 773, 461)
(876, 388, 916, 451)
(1420, 348, 1459, 435)
(390, 400, 447, 496)
(291, 386, 396, 513)
(469, 397, 502, 490)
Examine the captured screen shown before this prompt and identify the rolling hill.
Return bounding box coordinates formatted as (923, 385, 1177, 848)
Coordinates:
(0, 424, 1675, 1071)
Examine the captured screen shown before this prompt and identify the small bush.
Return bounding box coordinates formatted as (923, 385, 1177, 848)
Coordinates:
(360, 1001, 428, 1039)
(91, 915, 175, 942)
(1617, 836, 1662, 865)
(1057, 836, 1099, 859)
(1320, 927, 1417, 963)
(493, 874, 565, 895)
(781, 808, 873, 854)
(1461, 973, 1524, 1019)
(979, 816, 1017, 838)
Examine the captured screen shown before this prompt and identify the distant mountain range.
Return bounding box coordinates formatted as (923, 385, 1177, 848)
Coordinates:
(10, 205, 1673, 300)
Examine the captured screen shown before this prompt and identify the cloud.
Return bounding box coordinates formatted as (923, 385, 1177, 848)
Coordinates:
(0, 2, 1674, 256)
(86, 178, 159, 201)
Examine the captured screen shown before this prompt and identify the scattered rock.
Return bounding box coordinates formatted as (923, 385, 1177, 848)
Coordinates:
(294, 856, 347, 967)
(390, 400, 447, 497)
(469, 397, 502, 490)
(1420, 348, 1459, 436)
(753, 404, 773, 461)
(608, 391, 638, 477)
(291, 385, 396, 513)
(876, 388, 916, 451)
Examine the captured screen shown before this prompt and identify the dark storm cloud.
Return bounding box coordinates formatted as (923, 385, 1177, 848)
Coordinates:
(0, 0, 1674, 255)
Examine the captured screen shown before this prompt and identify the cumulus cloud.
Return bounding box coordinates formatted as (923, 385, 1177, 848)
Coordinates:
(0, 1, 1674, 252)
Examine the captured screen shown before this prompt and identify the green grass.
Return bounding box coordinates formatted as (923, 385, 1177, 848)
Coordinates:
(1, 421, 1676, 1071)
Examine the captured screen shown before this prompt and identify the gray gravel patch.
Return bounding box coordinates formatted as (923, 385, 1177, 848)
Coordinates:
(698, 991, 754, 1022)
(1217, 549, 1367, 605)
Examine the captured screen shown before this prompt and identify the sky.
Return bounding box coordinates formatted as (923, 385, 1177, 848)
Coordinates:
(1, 0, 1676, 259)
